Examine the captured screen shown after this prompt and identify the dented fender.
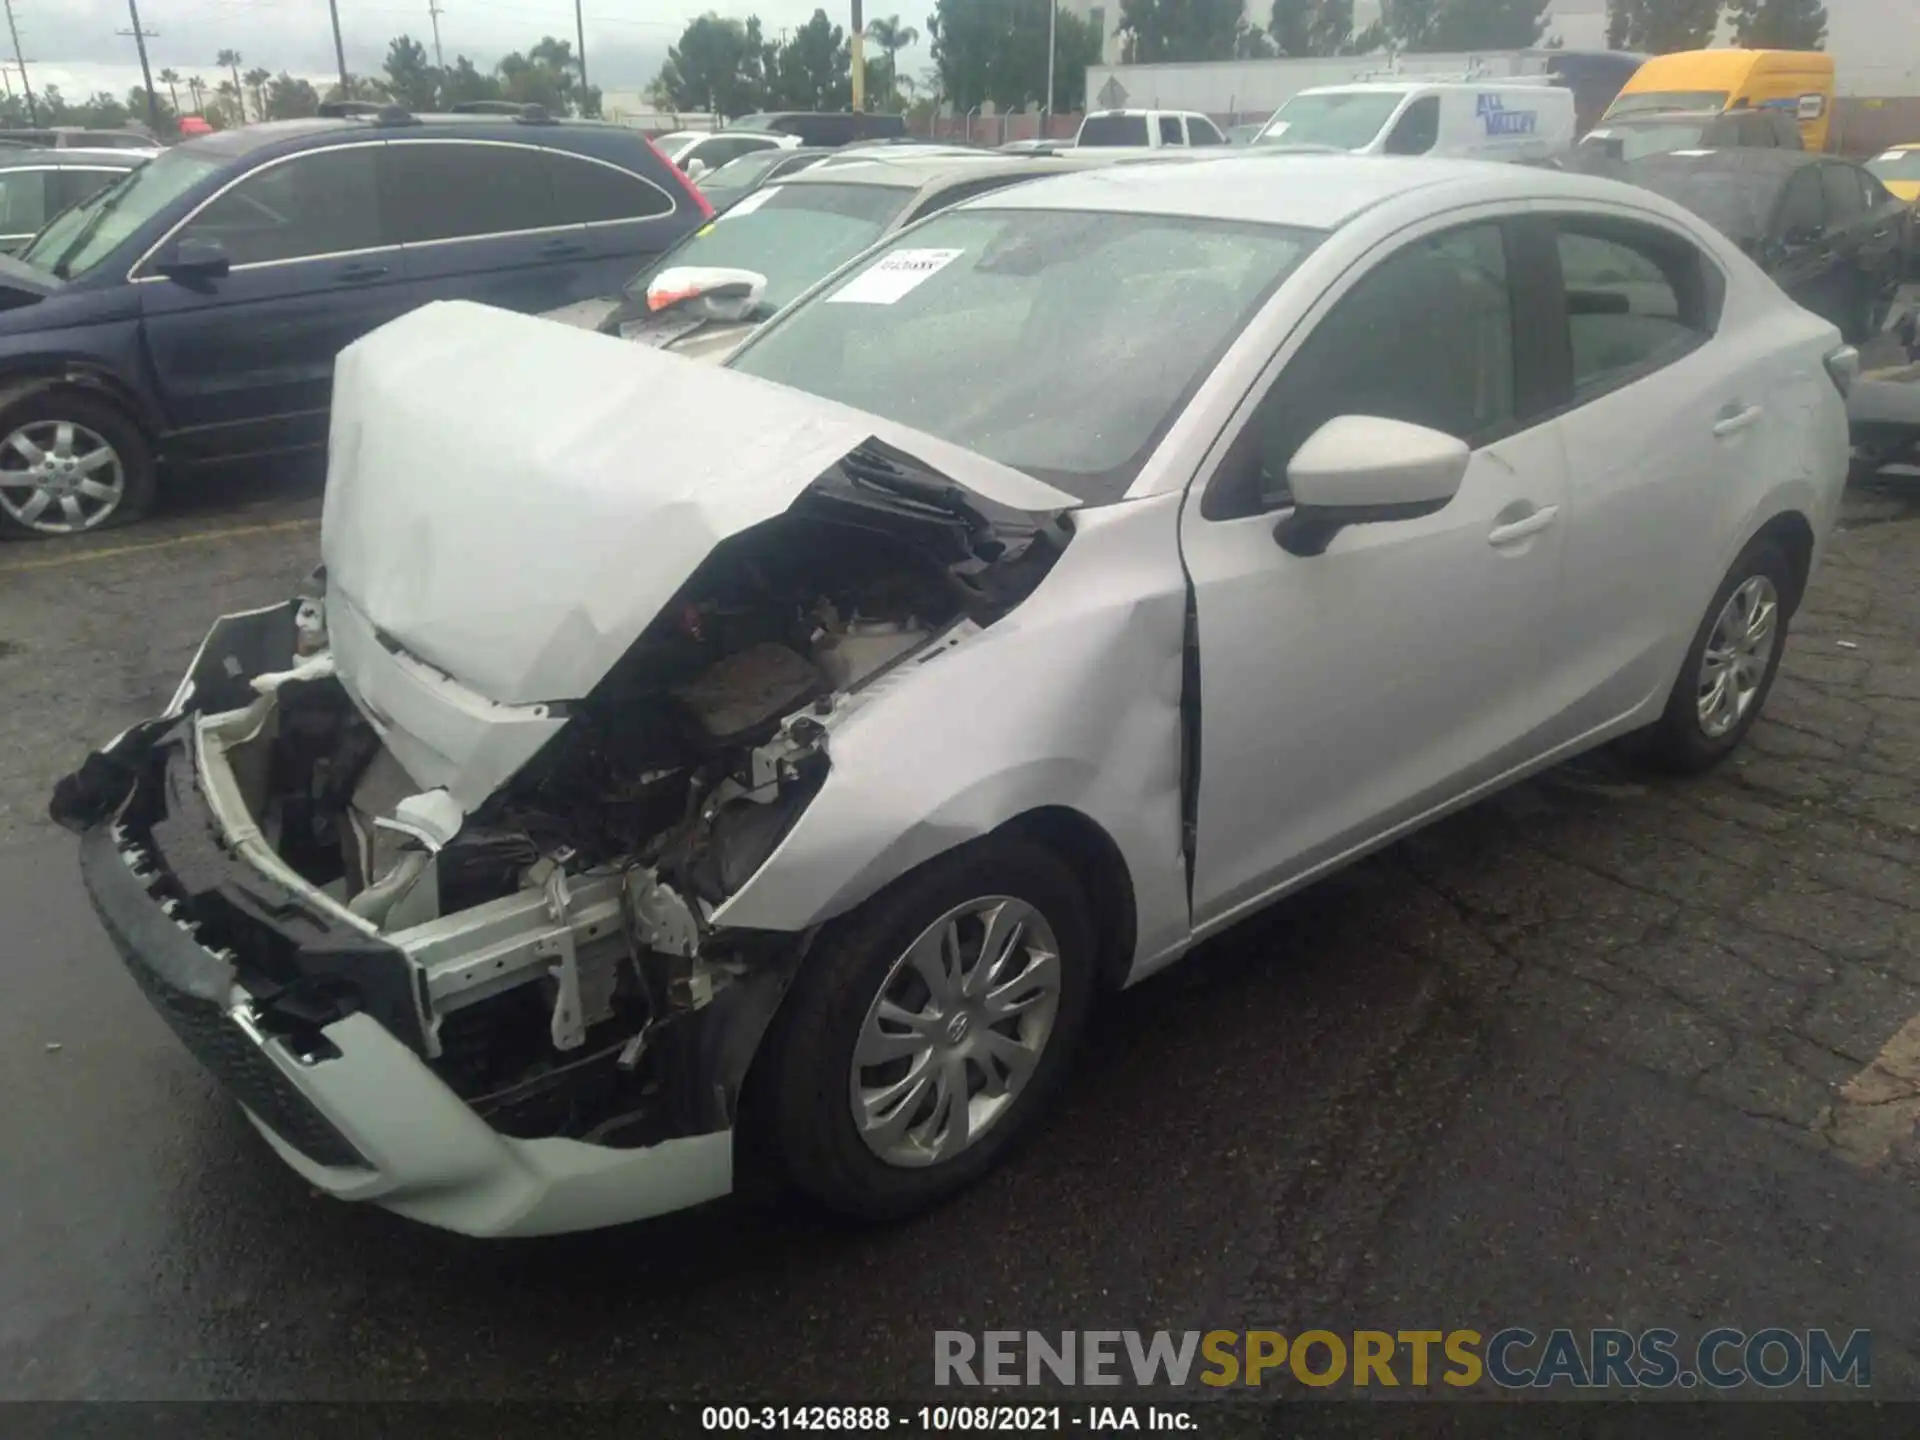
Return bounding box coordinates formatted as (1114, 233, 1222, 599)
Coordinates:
(711, 491, 1195, 981)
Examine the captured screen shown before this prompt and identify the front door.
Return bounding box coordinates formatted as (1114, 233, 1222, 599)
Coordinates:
(1180, 218, 1570, 929)
(139, 141, 415, 459)
(1768, 165, 1844, 329)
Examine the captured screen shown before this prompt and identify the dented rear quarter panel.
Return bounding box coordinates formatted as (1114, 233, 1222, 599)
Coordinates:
(711, 490, 1193, 980)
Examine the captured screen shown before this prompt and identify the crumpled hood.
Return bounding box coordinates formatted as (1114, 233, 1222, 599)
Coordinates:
(321, 299, 1075, 710)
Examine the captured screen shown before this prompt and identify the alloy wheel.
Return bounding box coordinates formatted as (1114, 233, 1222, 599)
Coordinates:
(848, 896, 1063, 1169)
(1696, 575, 1779, 739)
(0, 419, 126, 535)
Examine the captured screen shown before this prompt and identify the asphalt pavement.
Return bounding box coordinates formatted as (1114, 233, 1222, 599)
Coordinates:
(4, 455, 1920, 1403)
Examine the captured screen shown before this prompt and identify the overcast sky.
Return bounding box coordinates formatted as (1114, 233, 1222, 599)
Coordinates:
(21, 0, 933, 105)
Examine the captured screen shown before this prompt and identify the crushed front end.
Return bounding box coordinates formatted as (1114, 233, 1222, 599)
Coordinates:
(51, 477, 1068, 1237)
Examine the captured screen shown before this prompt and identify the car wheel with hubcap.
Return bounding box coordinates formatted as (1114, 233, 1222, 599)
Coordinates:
(1633, 535, 1795, 773)
(0, 391, 155, 540)
(760, 835, 1095, 1220)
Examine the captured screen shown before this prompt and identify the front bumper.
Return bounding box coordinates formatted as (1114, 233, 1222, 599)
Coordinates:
(73, 711, 736, 1239)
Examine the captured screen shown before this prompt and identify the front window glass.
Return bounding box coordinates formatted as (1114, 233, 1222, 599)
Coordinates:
(731, 209, 1319, 503)
(19, 146, 220, 277)
(1868, 149, 1920, 183)
(623, 181, 911, 315)
(699, 149, 792, 194)
(1257, 92, 1401, 149)
(178, 147, 385, 264)
(1078, 114, 1149, 146)
(1606, 90, 1730, 118)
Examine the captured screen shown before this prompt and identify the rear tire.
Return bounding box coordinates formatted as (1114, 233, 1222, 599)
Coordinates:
(0, 389, 155, 540)
(760, 835, 1096, 1221)
(1632, 536, 1796, 775)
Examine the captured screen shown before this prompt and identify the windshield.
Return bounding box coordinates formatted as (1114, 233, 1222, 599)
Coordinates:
(623, 181, 912, 315)
(1258, 92, 1402, 150)
(1868, 149, 1920, 183)
(730, 209, 1319, 503)
(1579, 120, 1710, 161)
(699, 149, 797, 194)
(1606, 90, 1730, 118)
(1078, 114, 1149, 146)
(19, 146, 220, 278)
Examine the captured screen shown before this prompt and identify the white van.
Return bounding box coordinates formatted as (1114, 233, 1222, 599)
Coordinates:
(1255, 81, 1576, 162)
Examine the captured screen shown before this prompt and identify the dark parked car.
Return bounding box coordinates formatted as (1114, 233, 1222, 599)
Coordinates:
(0, 148, 146, 254)
(1575, 106, 1801, 163)
(727, 111, 906, 147)
(0, 105, 706, 538)
(1621, 150, 1907, 343)
(695, 145, 833, 213)
(0, 127, 158, 152)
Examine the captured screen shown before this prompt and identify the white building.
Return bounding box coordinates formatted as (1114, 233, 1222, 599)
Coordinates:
(1070, 0, 1920, 109)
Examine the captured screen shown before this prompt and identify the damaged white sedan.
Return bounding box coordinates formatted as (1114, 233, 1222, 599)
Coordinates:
(54, 156, 1853, 1236)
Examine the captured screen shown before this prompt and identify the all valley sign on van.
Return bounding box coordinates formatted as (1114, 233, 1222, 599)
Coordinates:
(1255, 82, 1576, 162)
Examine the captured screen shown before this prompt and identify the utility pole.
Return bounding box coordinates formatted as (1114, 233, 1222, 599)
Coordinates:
(573, 0, 589, 109)
(427, 0, 445, 69)
(1, 0, 33, 125)
(327, 0, 350, 95)
(1045, 0, 1056, 126)
(849, 0, 864, 111)
(117, 0, 162, 132)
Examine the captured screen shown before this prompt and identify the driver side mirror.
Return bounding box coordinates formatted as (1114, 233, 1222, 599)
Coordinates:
(155, 234, 231, 283)
(1273, 415, 1469, 557)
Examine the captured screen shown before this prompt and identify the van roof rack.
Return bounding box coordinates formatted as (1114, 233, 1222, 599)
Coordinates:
(449, 100, 556, 123)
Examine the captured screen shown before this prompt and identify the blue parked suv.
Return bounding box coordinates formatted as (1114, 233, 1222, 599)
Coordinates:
(0, 102, 708, 537)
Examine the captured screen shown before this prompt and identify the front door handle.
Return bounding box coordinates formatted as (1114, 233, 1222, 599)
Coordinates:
(333, 262, 389, 283)
(539, 239, 586, 257)
(1488, 504, 1559, 547)
(1712, 403, 1764, 438)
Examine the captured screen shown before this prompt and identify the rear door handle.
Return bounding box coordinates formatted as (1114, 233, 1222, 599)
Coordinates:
(1712, 404, 1764, 438)
(539, 239, 586, 257)
(333, 262, 389, 283)
(1488, 504, 1559, 547)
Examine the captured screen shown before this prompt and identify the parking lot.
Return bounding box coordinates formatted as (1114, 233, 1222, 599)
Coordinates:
(0, 431, 1917, 1398)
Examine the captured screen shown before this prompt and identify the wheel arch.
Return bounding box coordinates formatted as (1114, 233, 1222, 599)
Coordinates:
(1749, 507, 1816, 615)
(0, 361, 161, 439)
(994, 805, 1140, 991)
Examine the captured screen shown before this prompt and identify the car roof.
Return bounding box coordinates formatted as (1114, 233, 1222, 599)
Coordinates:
(177, 113, 648, 161)
(1296, 80, 1553, 95)
(0, 147, 144, 167)
(779, 152, 1050, 189)
(970, 153, 1663, 229)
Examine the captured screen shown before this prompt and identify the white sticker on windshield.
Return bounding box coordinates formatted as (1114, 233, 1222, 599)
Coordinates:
(826, 247, 965, 305)
(1669, 148, 1714, 156)
(718, 187, 780, 220)
(1877, 149, 1909, 163)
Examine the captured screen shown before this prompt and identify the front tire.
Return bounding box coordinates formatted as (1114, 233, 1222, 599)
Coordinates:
(1634, 536, 1795, 774)
(761, 835, 1096, 1221)
(0, 389, 155, 540)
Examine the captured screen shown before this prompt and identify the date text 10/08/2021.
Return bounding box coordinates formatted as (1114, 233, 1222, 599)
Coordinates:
(701, 1407, 1192, 1431)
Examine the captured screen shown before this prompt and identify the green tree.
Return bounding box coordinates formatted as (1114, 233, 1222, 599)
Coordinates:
(929, 0, 1101, 110)
(766, 10, 851, 111)
(157, 67, 181, 113)
(653, 14, 770, 116)
(210, 79, 244, 128)
(1116, 0, 1256, 62)
(440, 55, 503, 106)
(265, 72, 321, 118)
(187, 75, 207, 113)
(1267, 0, 1373, 54)
(322, 76, 394, 105)
(1605, 0, 1722, 51)
(383, 35, 441, 109)
(216, 49, 245, 118)
(1429, 0, 1549, 47)
(244, 67, 271, 120)
(1728, 0, 1825, 47)
(865, 15, 918, 109)
(497, 36, 587, 112)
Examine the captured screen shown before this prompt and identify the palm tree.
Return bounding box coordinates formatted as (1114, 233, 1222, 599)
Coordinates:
(157, 67, 181, 114)
(187, 74, 207, 113)
(216, 49, 244, 118)
(864, 16, 918, 109)
(244, 66, 271, 120)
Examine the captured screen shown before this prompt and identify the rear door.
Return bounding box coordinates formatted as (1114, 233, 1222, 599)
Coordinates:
(545, 148, 685, 290)
(382, 138, 598, 315)
(1767, 165, 1841, 327)
(138, 140, 413, 458)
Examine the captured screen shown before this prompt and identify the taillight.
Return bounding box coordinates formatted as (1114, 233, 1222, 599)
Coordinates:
(644, 133, 714, 221)
(1824, 343, 1860, 397)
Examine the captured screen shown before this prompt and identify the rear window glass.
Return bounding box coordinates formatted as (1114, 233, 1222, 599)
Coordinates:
(1078, 114, 1149, 146)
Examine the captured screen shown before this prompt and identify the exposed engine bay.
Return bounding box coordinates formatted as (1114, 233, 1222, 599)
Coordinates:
(197, 481, 1068, 1149)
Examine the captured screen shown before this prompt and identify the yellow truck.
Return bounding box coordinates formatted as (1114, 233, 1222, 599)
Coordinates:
(1603, 48, 1836, 152)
